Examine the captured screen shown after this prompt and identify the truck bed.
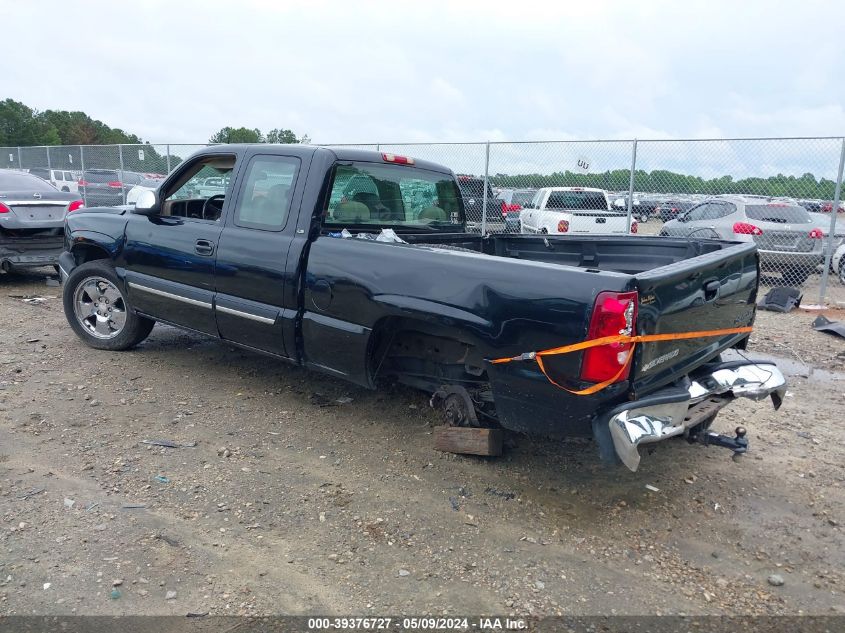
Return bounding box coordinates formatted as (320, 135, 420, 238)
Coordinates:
(396, 232, 759, 416)
(402, 233, 729, 275)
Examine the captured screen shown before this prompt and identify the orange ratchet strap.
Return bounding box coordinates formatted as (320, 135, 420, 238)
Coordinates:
(488, 326, 754, 396)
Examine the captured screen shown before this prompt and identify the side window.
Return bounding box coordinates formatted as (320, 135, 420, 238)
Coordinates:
(161, 154, 236, 221)
(64, 172, 73, 180)
(684, 203, 710, 222)
(53, 171, 63, 181)
(530, 190, 544, 209)
(234, 155, 300, 231)
(715, 203, 736, 219)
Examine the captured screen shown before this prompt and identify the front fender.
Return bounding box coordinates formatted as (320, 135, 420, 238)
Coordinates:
(67, 230, 124, 260)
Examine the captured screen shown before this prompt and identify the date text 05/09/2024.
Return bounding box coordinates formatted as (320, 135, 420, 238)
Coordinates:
(306, 617, 529, 630)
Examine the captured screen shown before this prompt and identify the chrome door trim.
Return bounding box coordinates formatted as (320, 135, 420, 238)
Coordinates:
(216, 304, 276, 325)
(128, 282, 212, 309)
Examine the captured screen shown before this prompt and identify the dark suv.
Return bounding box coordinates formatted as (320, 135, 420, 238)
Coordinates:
(78, 169, 144, 206)
(457, 175, 505, 233)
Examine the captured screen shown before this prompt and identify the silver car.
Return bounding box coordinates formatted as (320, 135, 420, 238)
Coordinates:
(661, 196, 827, 285)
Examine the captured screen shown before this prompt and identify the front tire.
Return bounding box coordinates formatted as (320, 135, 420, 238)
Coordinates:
(63, 260, 154, 350)
(839, 259, 845, 286)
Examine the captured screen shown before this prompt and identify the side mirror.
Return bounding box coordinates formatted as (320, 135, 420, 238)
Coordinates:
(133, 190, 160, 216)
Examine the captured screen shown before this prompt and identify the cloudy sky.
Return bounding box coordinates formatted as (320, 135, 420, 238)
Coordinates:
(5, 0, 844, 147)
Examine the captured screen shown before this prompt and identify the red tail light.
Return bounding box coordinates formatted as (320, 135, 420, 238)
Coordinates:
(733, 221, 763, 236)
(808, 227, 824, 239)
(580, 291, 638, 383)
(557, 219, 570, 233)
(630, 221, 638, 234)
(78, 179, 88, 186)
(67, 200, 84, 213)
(0, 202, 11, 214)
(108, 181, 123, 188)
(381, 153, 414, 165)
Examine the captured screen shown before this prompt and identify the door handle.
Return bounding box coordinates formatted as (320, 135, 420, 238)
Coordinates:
(195, 239, 215, 256)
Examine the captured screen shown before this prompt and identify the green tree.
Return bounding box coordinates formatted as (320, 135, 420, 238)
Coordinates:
(265, 128, 298, 144)
(208, 127, 263, 144)
(0, 99, 45, 146)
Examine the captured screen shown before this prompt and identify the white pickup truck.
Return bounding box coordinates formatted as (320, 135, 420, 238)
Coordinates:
(519, 187, 635, 235)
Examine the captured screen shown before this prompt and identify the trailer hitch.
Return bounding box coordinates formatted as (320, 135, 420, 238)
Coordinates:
(695, 425, 748, 457)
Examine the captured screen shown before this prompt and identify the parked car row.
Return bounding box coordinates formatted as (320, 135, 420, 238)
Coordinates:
(25, 167, 167, 206)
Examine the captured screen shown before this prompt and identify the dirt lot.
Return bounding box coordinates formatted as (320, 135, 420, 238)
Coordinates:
(1, 268, 843, 617)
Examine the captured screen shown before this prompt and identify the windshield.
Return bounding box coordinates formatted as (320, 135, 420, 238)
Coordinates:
(0, 171, 57, 192)
(324, 162, 463, 229)
(546, 190, 609, 211)
(745, 204, 811, 224)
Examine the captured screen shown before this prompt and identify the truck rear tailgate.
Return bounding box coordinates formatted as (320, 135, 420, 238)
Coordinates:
(630, 240, 759, 395)
(569, 211, 629, 234)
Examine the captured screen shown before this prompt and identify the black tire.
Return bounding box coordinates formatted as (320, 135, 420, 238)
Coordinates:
(63, 260, 155, 350)
(839, 260, 845, 286)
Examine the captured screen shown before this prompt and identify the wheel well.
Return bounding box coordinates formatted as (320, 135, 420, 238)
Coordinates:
(72, 243, 111, 265)
(368, 317, 488, 391)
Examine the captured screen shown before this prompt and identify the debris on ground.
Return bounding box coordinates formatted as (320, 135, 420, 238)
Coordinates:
(485, 486, 516, 500)
(17, 488, 45, 500)
(812, 315, 845, 339)
(758, 287, 802, 313)
(10, 295, 56, 305)
(768, 574, 785, 587)
(141, 439, 198, 448)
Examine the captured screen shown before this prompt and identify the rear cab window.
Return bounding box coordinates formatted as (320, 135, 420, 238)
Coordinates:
(324, 162, 463, 231)
(545, 190, 610, 211)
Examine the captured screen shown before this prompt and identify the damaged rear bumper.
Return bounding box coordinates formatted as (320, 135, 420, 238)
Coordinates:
(603, 362, 786, 471)
(1, 240, 63, 270)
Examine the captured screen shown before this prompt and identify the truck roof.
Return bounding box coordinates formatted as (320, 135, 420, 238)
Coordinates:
(197, 144, 455, 176)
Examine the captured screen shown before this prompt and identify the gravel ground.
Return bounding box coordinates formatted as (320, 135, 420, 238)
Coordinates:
(0, 268, 843, 617)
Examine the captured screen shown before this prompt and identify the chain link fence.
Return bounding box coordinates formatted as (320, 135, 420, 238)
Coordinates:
(2, 139, 844, 306)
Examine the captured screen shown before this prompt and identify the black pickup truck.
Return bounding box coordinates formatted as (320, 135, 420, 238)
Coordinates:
(58, 145, 786, 471)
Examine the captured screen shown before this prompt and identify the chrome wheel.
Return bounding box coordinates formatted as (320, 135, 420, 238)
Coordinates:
(73, 276, 127, 339)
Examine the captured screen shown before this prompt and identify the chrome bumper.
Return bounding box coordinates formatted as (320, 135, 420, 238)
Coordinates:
(608, 363, 787, 471)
